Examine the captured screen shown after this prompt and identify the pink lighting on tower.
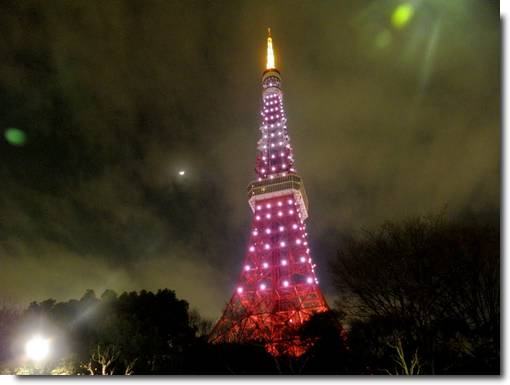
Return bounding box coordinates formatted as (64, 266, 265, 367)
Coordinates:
(209, 30, 329, 358)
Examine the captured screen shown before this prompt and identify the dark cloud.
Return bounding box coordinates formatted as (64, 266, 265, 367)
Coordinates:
(0, 0, 499, 318)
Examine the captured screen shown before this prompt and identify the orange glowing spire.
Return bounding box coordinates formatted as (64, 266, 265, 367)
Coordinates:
(266, 28, 276, 70)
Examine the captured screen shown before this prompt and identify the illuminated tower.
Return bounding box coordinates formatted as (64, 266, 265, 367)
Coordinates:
(209, 29, 329, 356)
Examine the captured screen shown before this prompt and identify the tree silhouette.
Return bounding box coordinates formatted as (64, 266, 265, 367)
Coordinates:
(330, 214, 499, 374)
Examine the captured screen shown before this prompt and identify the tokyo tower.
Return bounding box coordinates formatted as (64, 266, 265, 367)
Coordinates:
(209, 29, 329, 356)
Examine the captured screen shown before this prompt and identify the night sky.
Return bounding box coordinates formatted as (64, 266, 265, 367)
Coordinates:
(0, 1, 500, 319)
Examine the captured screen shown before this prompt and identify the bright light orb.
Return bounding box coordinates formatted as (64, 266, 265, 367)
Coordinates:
(392, 3, 414, 29)
(4, 128, 26, 146)
(25, 336, 50, 361)
(178, 170, 186, 176)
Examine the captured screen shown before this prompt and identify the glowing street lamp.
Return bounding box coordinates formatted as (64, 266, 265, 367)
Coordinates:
(25, 335, 50, 362)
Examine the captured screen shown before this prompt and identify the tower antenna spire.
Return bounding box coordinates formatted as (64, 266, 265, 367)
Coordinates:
(266, 27, 275, 70)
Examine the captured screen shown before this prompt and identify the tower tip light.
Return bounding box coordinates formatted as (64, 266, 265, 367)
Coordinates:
(266, 28, 275, 70)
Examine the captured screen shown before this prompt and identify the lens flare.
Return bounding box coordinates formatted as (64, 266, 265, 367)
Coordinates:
(392, 3, 414, 29)
(25, 336, 50, 361)
(4, 128, 26, 146)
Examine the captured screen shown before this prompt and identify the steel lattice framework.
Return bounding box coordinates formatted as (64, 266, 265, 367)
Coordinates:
(209, 30, 329, 356)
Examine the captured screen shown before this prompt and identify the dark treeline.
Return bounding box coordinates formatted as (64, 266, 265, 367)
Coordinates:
(0, 214, 499, 374)
(331, 214, 499, 374)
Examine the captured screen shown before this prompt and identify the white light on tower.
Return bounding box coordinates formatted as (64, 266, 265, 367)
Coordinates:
(25, 335, 50, 362)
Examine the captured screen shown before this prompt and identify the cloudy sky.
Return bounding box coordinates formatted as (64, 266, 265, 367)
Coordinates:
(0, 0, 499, 319)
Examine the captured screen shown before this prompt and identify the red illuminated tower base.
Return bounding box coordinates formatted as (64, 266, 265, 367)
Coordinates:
(209, 30, 329, 356)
